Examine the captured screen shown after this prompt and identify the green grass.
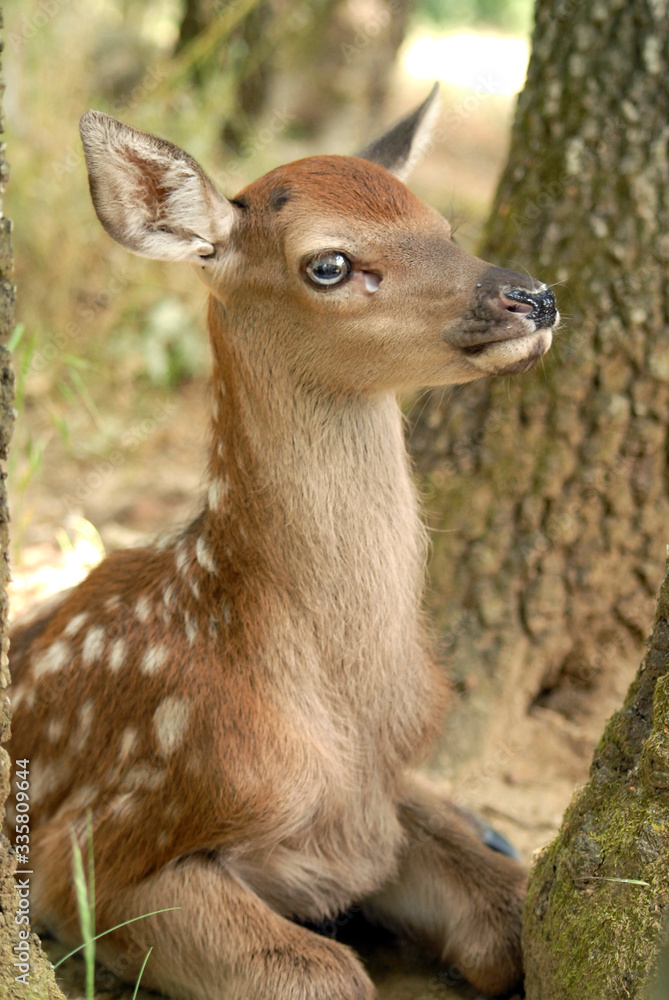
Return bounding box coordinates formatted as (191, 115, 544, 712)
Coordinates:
(27, 812, 180, 1000)
(70, 814, 95, 998)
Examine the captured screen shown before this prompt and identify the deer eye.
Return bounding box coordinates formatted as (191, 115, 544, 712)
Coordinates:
(305, 252, 351, 288)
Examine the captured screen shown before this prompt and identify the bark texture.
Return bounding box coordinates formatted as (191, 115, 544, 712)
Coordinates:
(523, 560, 669, 999)
(408, 0, 669, 770)
(0, 13, 67, 1000)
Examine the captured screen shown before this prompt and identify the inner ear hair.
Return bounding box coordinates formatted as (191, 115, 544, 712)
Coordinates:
(79, 110, 236, 263)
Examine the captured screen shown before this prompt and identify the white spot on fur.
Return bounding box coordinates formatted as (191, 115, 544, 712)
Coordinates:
(121, 763, 167, 791)
(105, 595, 121, 612)
(154, 697, 190, 756)
(135, 596, 151, 623)
(64, 612, 89, 638)
(221, 602, 231, 624)
(207, 476, 228, 510)
(184, 613, 198, 645)
(164, 799, 183, 823)
(118, 726, 139, 762)
(195, 537, 217, 575)
(175, 541, 189, 575)
(141, 645, 167, 675)
(47, 718, 65, 743)
(212, 397, 220, 421)
(108, 792, 136, 819)
(189, 577, 201, 600)
(10, 686, 26, 712)
(33, 640, 71, 681)
(108, 638, 126, 672)
(156, 532, 177, 552)
(71, 699, 94, 753)
(31, 761, 67, 804)
(69, 815, 89, 843)
(66, 784, 98, 811)
(163, 583, 175, 609)
(82, 626, 106, 666)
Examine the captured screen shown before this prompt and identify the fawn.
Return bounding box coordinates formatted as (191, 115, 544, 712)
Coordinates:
(8, 87, 557, 999)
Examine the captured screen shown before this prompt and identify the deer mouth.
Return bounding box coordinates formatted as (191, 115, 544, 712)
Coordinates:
(462, 325, 554, 376)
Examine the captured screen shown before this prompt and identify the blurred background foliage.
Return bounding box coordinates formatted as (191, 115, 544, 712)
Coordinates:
(6, 0, 532, 568)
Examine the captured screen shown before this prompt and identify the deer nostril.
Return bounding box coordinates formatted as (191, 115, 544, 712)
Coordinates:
(500, 296, 533, 315)
(503, 286, 557, 328)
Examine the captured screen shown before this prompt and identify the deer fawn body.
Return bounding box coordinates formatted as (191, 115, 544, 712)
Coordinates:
(8, 89, 557, 999)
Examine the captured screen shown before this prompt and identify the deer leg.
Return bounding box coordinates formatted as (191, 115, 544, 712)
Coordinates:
(90, 854, 375, 1000)
(360, 775, 526, 997)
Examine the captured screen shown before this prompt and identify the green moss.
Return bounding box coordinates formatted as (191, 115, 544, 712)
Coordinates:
(523, 564, 669, 998)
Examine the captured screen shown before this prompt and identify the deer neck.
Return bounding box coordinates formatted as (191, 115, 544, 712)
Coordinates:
(200, 298, 427, 646)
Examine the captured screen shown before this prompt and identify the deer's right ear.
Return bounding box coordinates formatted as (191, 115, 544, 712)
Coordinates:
(79, 111, 236, 264)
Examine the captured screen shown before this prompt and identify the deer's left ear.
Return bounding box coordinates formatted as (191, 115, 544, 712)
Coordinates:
(356, 83, 441, 183)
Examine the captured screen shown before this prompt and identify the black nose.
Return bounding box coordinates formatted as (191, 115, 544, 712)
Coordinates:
(504, 286, 557, 329)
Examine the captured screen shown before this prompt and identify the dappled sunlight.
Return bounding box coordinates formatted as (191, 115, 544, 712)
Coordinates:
(9, 515, 104, 621)
(401, 30, 530, 96)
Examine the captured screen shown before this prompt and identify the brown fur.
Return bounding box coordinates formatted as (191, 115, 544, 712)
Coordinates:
(7, 101, 557, 998)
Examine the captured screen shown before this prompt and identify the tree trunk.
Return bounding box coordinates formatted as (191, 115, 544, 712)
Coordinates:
(523, 559, 669, 998)
(0, 13, 67, 999)
(287, 0, 414, 138)
(176, 0, 274, 154)
(175, 0, 414, 147)
(408, 0, 669, 772)
(650, 934, 669, 1000)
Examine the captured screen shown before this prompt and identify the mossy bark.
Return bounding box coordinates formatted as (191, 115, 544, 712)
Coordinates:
(0, 13, 67, 1000)
(408, 0, 669, 771)
(524, 561, 669, 998)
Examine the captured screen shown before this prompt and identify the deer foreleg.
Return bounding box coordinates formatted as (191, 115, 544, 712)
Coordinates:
(93, 855, 375, 1000)
(361, 775, 525, 996)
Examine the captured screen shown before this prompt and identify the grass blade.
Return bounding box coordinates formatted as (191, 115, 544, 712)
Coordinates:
(27, 908, 181, 1000)
(132, 947, 153, 1000)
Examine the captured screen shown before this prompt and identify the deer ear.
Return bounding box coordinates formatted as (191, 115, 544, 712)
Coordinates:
(356, 83, 441, 183)
(79, 111, 236, 264)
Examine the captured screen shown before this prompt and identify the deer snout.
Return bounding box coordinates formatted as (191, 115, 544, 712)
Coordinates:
(500, 286, 557, 330)
(456, 269, 558, 377)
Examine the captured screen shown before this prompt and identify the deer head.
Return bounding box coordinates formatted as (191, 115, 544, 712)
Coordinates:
(79, 86, 557, 396)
